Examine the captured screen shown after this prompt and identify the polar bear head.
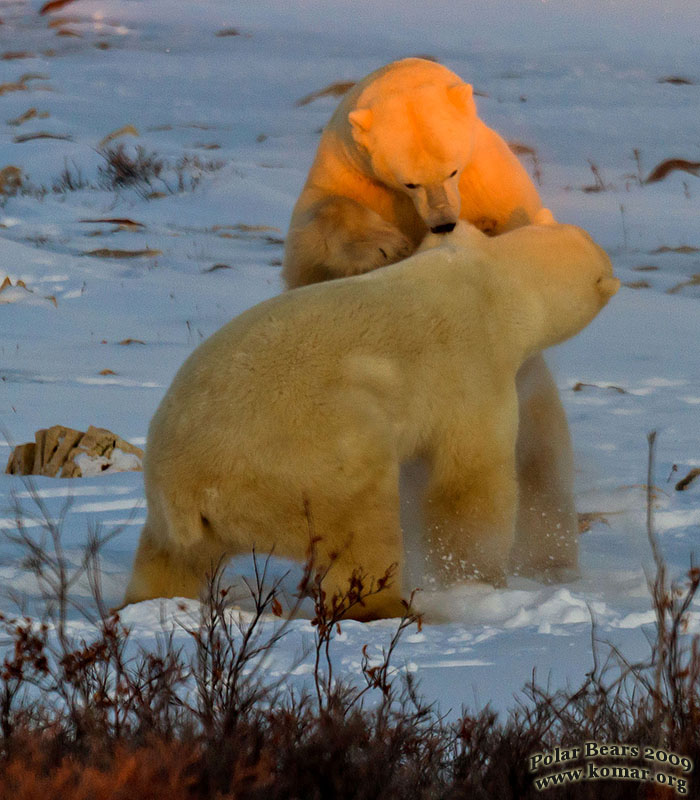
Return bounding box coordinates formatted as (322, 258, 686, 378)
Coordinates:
(416, 219, 619, 357)
(348, 79, 478, 234)
(490, 220, 620, 354)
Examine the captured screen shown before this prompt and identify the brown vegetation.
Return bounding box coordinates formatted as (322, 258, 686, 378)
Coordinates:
(13, 131, 73, 144)
(623, 280, 651, 289)
(508, 141, 542, 185)
(582, 160, 611, 193)
(79, 218, 145, 231)
(97, 145, 224, 198)
(667, 275, 700, 295)
(676, 468, 700, 492)
(658, 76, 695, 86)
(573, 381, 628, 394)
(652, 246, 699, 255)
(84, 248, 162, 259)
(0, 166, 22, 196)
(296, 80, 356, 107)
(39, 0, 81, 15)
(7, 107, 50, 126)
(645, 159, 700, 184)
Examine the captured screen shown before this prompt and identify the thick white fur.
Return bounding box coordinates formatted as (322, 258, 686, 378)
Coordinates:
(125, 222, 618, 620)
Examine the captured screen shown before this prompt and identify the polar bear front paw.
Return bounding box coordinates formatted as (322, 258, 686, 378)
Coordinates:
(311, 195, 415, 276)
(347, 222, 414, 272)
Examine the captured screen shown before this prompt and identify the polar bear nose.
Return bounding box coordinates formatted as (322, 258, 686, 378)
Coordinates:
(431, 222, 456, 234)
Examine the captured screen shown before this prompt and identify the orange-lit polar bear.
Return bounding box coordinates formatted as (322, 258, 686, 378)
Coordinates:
(125, 221, 618, 620)
(282, 58, 542, 288)
(284, 58, 582, 582)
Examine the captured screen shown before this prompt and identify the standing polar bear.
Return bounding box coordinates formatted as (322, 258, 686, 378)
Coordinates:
(124, 221, 618, 620)
(284, 57, 579, 581)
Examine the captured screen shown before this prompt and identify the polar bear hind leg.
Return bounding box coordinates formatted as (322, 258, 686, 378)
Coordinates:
(510, 354, 580, 581)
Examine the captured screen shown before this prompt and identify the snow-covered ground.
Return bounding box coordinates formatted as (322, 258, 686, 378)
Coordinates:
(1, 0, 699, 714)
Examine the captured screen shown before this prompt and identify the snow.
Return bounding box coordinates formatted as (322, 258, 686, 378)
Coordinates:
(1, 0, 699, 716)
(73, 446, 142, 476)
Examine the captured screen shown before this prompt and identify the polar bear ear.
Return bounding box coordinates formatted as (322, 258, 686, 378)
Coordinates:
(533, 207, 557, 226)
(447, 82, 474, 113)
(597, 276, 621, 301)
(348, 108, 373, 133)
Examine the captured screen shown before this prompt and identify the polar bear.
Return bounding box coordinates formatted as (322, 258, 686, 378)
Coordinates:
(284, 58, 582, 583)
(282, 57, 542, 288)
(124, 221, 618, 620)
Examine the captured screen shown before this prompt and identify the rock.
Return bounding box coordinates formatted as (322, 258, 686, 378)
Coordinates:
(5, 425, 143, 477)
(38, 425, 83, 476)
(5, 442, 36, 475)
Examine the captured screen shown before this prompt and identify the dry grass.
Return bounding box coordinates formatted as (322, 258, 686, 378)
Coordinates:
(7, 107, 50, 126)
(645, 159, 700, 184)
(652, 245, 699, 255)
(97, 145, 167, 196)
(577, 511, 615, 534)
(0, 73, 49, 96)
(667, 274, 700, 295)
(97, 145, 224, 198)
(676, 468, 700, 492)
(83, 248, 162, 260)
(14, 144, 226, 202)
(52, 160, 89, 193)
(13, 131, 73, 144)
(623, 280, 652, 289)
(1, 51, 37, 61)
(0, 167, 23, 196)
(508, 141, 542, 186)
(39, 0, 81, 14)
(79, 218, 145, 231)
(296, 80, 356, 107)
(582, 160, 612, 193)
(572, 381, 628, 394)
(658, 76, 695, 86)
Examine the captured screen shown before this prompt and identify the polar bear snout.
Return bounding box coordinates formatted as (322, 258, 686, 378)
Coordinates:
(410, 182, 461, 234)
(431, 221, 457, 234)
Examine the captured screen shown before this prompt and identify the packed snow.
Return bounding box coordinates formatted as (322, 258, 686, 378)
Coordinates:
(1, 0, 699, 714)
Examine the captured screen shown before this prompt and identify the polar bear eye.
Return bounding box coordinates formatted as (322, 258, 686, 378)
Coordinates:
(404, 182, 420, 189)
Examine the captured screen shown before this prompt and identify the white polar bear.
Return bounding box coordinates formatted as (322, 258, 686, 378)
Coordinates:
(124, 221, 618, 620)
